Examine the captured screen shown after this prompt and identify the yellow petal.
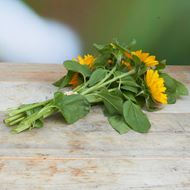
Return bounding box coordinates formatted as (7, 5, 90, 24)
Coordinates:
(145, 69, 167, 104)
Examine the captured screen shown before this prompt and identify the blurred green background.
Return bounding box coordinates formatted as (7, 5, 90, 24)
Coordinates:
(23, 0, 190, 65)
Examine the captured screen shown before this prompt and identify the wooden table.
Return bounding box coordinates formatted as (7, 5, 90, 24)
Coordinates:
(0, 63, 190, 190)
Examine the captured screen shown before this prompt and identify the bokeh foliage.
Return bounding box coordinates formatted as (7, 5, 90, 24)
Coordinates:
(23, 0, 190, 65)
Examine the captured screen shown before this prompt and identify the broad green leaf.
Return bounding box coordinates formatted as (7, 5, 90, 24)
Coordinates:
(166, 92, 176, 104)
(53, 71, 73, 88)
(93, 54, 111, 68)
(175, 79, 189, 96)
(115, 72, 139, 91)
(123, 91, 137, 103)
(88, 68, 107, 87)
(109, 89, 124, 99)
(121, 85, 138, 93)
(112, 40, 135, 52)
(108, 115, 130, 134)
(120, 80, 139, 87)
(97, 90, 123, 115)
(64, 60, 92, 78)
(136, 96, 146, 108)
(54, 92, 90, 124)
(119, 75, 139, 87)
(85, 94, 102, 104)
(160, 73, 177, 104)
(123, 100, 151, 133)
(160, 73, 188, 104)
(93, 43, 113, 54)
(160, 73, 176, 93)
(112, 42, 127, 52)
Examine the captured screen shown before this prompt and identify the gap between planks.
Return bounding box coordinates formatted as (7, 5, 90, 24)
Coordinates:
(0, 156, 190, 161)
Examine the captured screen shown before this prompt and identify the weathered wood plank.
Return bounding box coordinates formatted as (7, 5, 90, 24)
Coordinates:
(0, 111, 190, 158)
(0, 158, 189, 190)
(0, 63, 65, 82)
(0, 82, 56, 111)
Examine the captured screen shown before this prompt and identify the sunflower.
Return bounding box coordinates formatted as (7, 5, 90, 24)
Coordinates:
(145, 69, 167, 104)
(69, 73, 80, 88)
(69, 54, 95, 88)
(131, 50, 158, 67)
(124, 51, 132, 59)
(121, 60, 132, 70)
(77, 54, 95, 69)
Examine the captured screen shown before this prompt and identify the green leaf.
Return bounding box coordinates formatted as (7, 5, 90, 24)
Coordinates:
(160, 73, 177, 104)
(93, 43, 106, 51)
(64, 60, 92, 78)
(175, 79, 189, 96)
(88, 68, 107, 87)
(33, 119, 43, 128)
(132, 55, 141, 65)
(123, 100, 151, 133)
(121, 85, 138, 93)
(54, 92, 90, 124)
(156, 59, 166, 70)
(93, 43, 113, 54)
(53, 71, 74, 88)
(160, 73, 188, 104)
(85, 94, 102, 104)
(108, 115, 130, 134)
(115, 72, 139, 91)
(111, 42, 127, 53)
(160, 73, 176, 93)
(97, 89, 123, 115)
(93, 55, 110, 68)
(109, 89, 124, 99)
(123, 91, 137, 103)
(166, 92, 176, 104)
(137, 64, 147, 76)
(120, 78, 139, 87)
(136, 96, 146, 108)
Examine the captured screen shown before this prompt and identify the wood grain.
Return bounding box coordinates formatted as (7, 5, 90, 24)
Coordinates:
(0, 63, 66, 82)
(0, 63, 190, 189)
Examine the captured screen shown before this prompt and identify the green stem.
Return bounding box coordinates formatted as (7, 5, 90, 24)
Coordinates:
(96, 66, 117, 86)
(9, 116, 26, 126)
(12, 102, 55, 133)
(8, 100, 51, 117)
(73, 83, 83, 92)
(74, 80, 89, 93)
(108, 88, 118, 92)
(81, 68, 135, 95)
(4, 113, 25, 124)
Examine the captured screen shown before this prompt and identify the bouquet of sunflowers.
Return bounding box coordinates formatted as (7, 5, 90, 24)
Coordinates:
(4, 41, 188, 134)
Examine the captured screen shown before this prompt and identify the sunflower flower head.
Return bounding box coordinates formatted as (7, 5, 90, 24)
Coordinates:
(121, 60, 132, 70)
(69, 54, 95, 88)
(69, 73, 79, 88)
(77, 54, 95, 69)
(145, 69, 167, 104)
(124, 51, 132, 59)
(132, 50, 158, 67)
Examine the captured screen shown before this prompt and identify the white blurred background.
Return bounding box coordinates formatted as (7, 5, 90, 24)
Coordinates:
(0, 0, 81, 64)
